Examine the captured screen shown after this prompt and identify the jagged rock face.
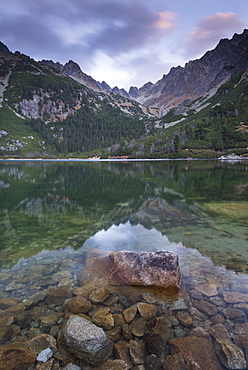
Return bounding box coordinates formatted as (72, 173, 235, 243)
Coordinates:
(134, 29, 248, 112)
(0, 42, 9, 53)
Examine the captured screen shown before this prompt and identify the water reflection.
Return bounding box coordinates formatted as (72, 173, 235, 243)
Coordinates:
(0, 160, 248, 272)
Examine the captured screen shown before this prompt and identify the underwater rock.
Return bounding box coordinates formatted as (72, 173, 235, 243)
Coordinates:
(109, 250, 180, 289)
(137, 302, 158, 321)
(97, 359, 131, 369)
(79, 250, 180, 290)
(92, 309, 115, 330)
(63, 315, 113, 365)
(214, 339, 246, 369)
(46, 286, 72, 306)
(65, 296, 92, 314)
(0, 342, 36, 370)
(169, 336, 223, 369)
(89, 287, 110, 303)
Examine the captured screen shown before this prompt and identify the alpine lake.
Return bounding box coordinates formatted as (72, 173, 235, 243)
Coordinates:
(0, 159, 248, 369)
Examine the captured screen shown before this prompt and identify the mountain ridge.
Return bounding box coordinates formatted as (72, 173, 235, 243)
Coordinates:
(0, 29, 248, 158)
(40, 29, 248, 116)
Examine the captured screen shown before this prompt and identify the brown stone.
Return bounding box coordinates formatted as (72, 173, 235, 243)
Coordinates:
(92, 310, 115, 330)
(0, 324, 21, 344)
(123, 304, 137, 323)
(234, 322, 248, 335)
(122, 323, 133, 340)
(223, 307, 247, 322)
(28, 333, 57, 355)
(3, 303, 25, 316)
(79, 255, 114, 287)
(146, 315, 174, 344)
(234, 303, 248, 314)
(214, 339, 246, 369)
(129, 318, 147, 337)
(163, 353, 186, 370)
(209, 323, 232, 341)
(176, 311, 193, 327)
(66, 296, 92, 314)
(16, 310, 32, 328)
(137, 302, 158, 321)
(210, 313, 225, 324)
(144, 332, 167, 359)
(194, 279, 222, 297)
(106, 326, 122, 342)
(40, 313, 63, 327)
(46, 286, 72, 306)
(145, 354, 163, 370)
(223, 292, 248, 304)
(0, 315, 14, 327)
(192, 299, 218, 316)
(36, 358, 54, 370)
(98, 359, 131, 370)
(0, 297, 19, 309)
(89, 287, 110, 303)
(233, 335, 248, 365)
(169, 336, 222, 369)
(114, 340, 133, 368)
(72, 286, 93, 298)
(113, 313, 125, 327)
(0, 342, 36, 370)
(189, 326, 210, 338)
(129, 340, 145, 365)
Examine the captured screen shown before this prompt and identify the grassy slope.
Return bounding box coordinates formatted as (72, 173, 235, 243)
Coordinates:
(0, 104, 54, 157)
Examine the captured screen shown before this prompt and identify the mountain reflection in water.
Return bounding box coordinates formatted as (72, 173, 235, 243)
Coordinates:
(0, 159, 247, 272)
(1, 160, 248, 368)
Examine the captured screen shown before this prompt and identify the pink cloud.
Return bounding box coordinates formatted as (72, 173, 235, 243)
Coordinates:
(155, 11, 176, 30)
(186, 12, 247, 57)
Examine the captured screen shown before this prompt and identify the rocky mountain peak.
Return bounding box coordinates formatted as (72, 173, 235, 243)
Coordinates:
(132, 28, 248, 113)
(0, 41, 9, 53)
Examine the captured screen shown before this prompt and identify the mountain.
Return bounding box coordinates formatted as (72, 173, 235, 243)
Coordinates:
(0, 29, 248, 158)
(42, 30, 248, 117)
(40, 59, 130, 98)
(0, 41, 9, 53)
(129, 29, 248, 114)
(0, 49, 156, 157)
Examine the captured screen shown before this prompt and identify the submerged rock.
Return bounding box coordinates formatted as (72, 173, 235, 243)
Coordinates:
(214, 339, 246, 369)
(169, 336, 223, 369)
(63, 315, 113, 366)
(0, 342, 36, 370)
(80, 250, 181, 290)
(110, 250, 180, 289)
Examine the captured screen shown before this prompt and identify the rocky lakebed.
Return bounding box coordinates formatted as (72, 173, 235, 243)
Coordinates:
(0, 245, 248, 370)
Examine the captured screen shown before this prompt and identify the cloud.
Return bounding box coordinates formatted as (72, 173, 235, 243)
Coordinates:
(0, 0, 178, 88)
(185, 12, 247, 57)
(155, 11, 176, 30)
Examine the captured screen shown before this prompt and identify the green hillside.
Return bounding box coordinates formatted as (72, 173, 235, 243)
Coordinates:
(0, 50, 248, 159)
(0, 54, 152, 158)
(111, 71, 248, 159)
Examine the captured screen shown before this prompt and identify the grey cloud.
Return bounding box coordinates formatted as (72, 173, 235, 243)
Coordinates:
(0, 0, 169, 58)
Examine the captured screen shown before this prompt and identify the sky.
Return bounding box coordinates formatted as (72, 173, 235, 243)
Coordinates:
(1, 0, 248, 90)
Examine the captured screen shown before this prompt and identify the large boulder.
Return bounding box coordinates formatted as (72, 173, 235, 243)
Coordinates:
(63, 315, 113, 366)
(79, 250, 180, 289)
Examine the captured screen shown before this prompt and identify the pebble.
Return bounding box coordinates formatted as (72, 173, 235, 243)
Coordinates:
(37, 347, 53, 363)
